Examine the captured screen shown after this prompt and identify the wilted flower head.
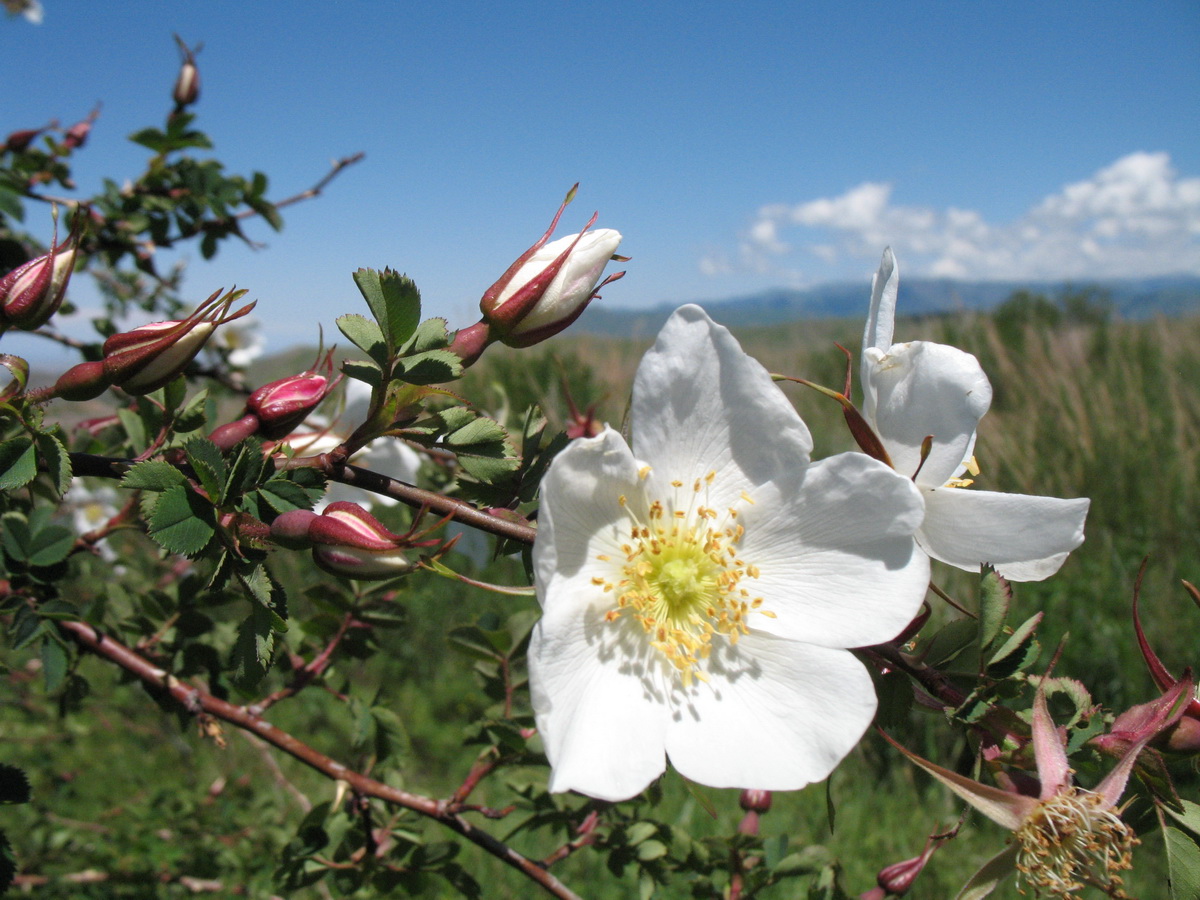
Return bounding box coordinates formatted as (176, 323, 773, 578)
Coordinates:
(530, 305, 929, 801)
(101, 287, 255, 395)
(479, 184, 624, 348)
(860, 249, 1089, 581)
(0, 209, 82, 330)
(889, 676, 1191, 898)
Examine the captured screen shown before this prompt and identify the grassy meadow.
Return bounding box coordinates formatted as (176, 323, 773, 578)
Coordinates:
(4, 304, 1198, 898)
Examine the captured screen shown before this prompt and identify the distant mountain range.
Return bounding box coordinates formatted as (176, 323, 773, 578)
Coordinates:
(577, 275, 1200, 338)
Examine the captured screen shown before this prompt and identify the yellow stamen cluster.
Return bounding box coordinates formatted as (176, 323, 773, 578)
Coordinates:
(946, 455, 981, 489)
(591, 469, 772, 685)
(1013, 788, 1136, 898)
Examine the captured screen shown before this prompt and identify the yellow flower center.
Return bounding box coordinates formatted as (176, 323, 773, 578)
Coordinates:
(592, 469, 772, 686)
(1013, 787, 1136, 898)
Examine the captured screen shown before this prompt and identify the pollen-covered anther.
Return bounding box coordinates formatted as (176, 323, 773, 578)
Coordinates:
(1013, 788, 1137, 899)
(601, 479, 768, 684)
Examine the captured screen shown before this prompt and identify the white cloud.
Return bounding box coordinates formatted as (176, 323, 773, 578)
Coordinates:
(733, 152, 1200, 282)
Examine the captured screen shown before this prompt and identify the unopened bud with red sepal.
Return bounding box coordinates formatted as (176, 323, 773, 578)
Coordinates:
(0, 209, 83, 330)
(62, 105, 100, 150)
(246, 348, 337, 439)
(737, 789, 771, 836)
(869, 834, 942, 897)
(478, 184, 624, 349)
(307, 502, 416, 580)
(100, 287, 255, 395)
(172, 36, 202, 108)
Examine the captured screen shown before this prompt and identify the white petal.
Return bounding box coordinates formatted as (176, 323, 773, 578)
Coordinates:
(862, 247, 898, 354)
(920, 487, 1090, 581)
(533, 427, 645, 607)
(632, 305, 812, 510)
(530, 603, 668, 801)
(864, 340, 992, 486)
(664, 632, 877, 790)
(742, 453, 930, 648)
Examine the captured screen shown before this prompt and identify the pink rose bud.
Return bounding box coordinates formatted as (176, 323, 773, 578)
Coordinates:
(245, 348, 337, 440)
(874, 836, 941, 896)
(307, 502, 415, 580)
(0, 210, 82, 330)
(738, 789, 772, 814)
(172, 36, 202, 108)
(479, 185, 624, 348)
(101, 287, 255, 395)
(62, 104, 100, 150)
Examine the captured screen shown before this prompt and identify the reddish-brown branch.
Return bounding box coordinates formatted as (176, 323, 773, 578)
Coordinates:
(60, 619, 581, 900)
(247, 611, 358, 715)
(280, 457, 537, 545)
(861, 640, 969, 708)
(64, 451, 538, 547)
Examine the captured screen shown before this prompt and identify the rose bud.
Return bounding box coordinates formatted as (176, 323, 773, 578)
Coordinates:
(101, 287, 255, 395)
(172, 36, 202, 108)
(50, 359, 110, 401)
(62, 105, 100, 150)
(269, 509, 319, 549)
(737, 788, 772, 836)
(872, 835, 942, 897)
(479, 185, 624, 349)
(0, 210, 82, 330)
(5, 124, 51, 153)
(245, 348, 337, 440)
(307, 501, 415, 580)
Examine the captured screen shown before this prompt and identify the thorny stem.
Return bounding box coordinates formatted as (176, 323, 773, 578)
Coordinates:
(59, 619, 583, 900)
(63, 451, 538, 546)
(280, 456, 538, 545)
(863, 640, 970, 709)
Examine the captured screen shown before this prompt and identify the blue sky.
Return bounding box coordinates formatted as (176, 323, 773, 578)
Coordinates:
(5, 0, 1199, 358)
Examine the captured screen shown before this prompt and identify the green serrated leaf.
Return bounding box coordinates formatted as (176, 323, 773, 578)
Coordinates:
(148, 484, 216, 556)
(353, 268, 421, 353)
(0, 830, 13, 896)
(986, 612, 1043, 678)
(116, 406, 147, 449)
(174, 387, 210, 433)
(32, 431, 72, 497)
(231, 606, 276, 688)
(121, 459, 187, 492)
(184, 437, 228, 499)
(978, 564, 1011, 656)
(163, 374, 187, 412)
(636, 839, 668, 862)
(27, 523, 73, 567)
(222, 436, 268, 503)
(0, 764, 31, 805)
(1167, 826, 1200, 900)
(403, 316, 451, 353)
(1166, 801, 1200, 839)
(446, 416, 509, 447)
(393, 349, 462, 385)
(236, 565, 288, 628)
(923, 617, 980, 668)
(626, 822, 658, 845)
(40, 637, 68, 692)
(257, 477, 318, 514)
(336, 314, 389, 368)
(0, 437, 36, 491)
(342, 359, 383, 390)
